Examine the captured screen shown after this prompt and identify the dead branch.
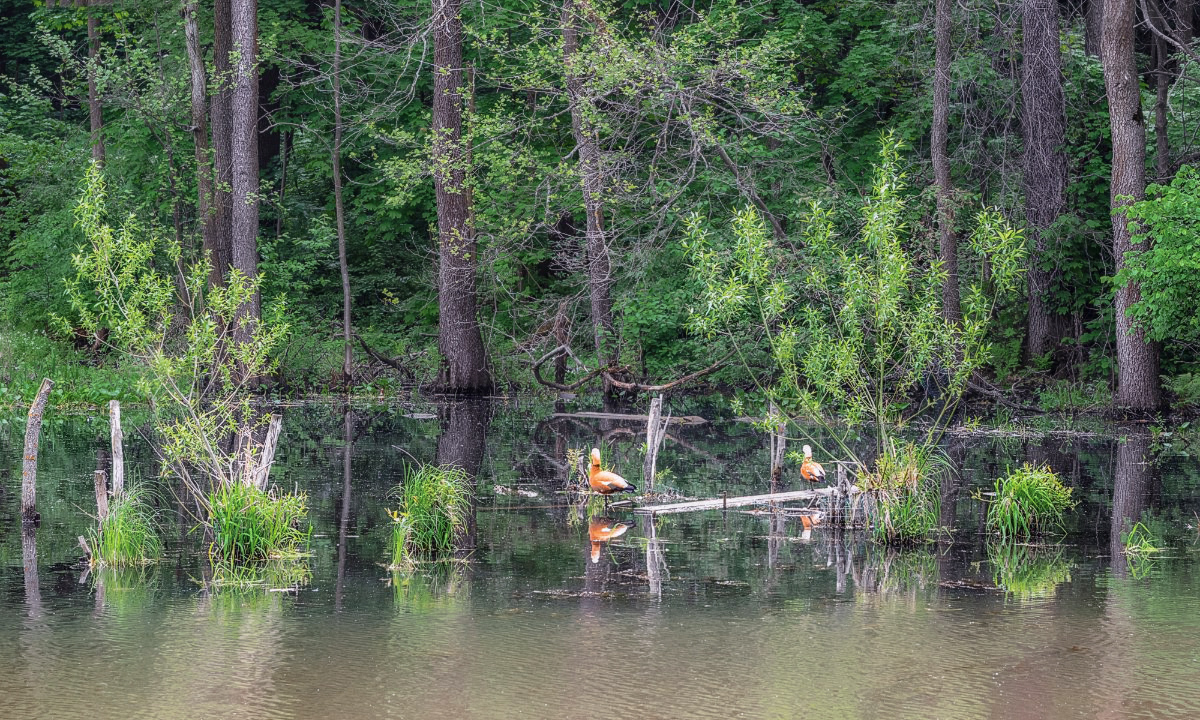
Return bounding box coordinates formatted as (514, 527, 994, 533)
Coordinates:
(601, 349, 735, 393)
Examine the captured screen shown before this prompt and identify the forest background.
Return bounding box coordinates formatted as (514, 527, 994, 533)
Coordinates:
(0, 0, 1197, 415)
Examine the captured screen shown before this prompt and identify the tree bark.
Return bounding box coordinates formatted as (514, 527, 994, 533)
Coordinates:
(21, 378, 54, 524)
(230, 0, 261, 341)
(183, 0, 218, 286)
(1022, 0, 1069, 360)
(1151, 0, 1174, 180)
(87, 12, 104, 165)
(1086, 0, 1104, 56)
(211, 0, 234, 285)
(333, 0, 352, 388)
(563, 0, 617, 375)
(432, 0, 491, 392)
(933, 0, 961, 325)
(1101, 0, 1163, 410)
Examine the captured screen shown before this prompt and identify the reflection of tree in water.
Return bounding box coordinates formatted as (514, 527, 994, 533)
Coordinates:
(436, 400, 489, 554)
(1111, 432, 1156, 579)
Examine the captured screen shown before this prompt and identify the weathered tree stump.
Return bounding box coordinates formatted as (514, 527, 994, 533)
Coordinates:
(109, 400, 124, 498)
(21, 378, 54, 524)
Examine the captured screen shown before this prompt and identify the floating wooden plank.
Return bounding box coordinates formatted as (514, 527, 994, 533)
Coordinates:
(552, 411, 707, 426)
(635, 487, 836, 515)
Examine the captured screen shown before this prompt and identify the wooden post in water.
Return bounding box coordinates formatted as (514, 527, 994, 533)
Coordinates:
(94, 470, 109, 524)
(109, 400, 124, 498)
(643, 395, 668, 490)
(21, 378, 54, 524)
(768, 401, 786, 485)
(250, 414, 283, 490)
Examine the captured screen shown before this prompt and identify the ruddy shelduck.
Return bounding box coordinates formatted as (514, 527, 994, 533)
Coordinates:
(588, 516, 632, 563)
(589, 447, 637, 496)
(799, 444, 826, 483)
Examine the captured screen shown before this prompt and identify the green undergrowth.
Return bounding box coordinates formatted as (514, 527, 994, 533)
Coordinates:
(208, 483, 311, 566)
(986, 464, 1075, 541)
(87, 486, 161, 567)
(0, 330, 143, 409)
(388, 464, 473, 567)
(1036, 380, 1112, 414)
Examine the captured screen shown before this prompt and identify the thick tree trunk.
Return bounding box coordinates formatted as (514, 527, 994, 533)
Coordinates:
(1150, 0, 1174, 180)
(87, 13, 104, 165)
(563, 0, 617, 375)
(183, 1, 218, 285)
(1022, 0, 1069, 360)
(231, 0, 261, 342)
(432, 0, 491, 392)
(1101, 0, 1162, 411)
(333, 0, 352, 387)
(933, 0, 961, 325)
(211, 0, 234, 285)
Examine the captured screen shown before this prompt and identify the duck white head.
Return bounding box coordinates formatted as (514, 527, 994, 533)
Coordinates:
(590, 447, 602, 466)
(802, 444, 813, 459)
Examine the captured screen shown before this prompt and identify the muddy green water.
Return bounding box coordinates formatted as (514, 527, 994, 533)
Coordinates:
(3, 401, 1200, 719)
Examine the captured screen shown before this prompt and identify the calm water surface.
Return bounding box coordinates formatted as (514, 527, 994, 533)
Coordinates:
(2, 400, 1199, 719)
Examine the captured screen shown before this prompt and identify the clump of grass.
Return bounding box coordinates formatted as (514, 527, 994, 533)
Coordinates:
(208, 482, 310, 565)
(1120, 521, 1162, 579)
(388, 464, 472, 567)
(1037, 380, 1111, 413)
(861, 442, 943, 544)
(986, 464, 1075, 541)
(87, 487, 160, 567)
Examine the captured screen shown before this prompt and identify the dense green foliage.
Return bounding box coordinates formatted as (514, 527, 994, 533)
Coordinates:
(0, 0, 1197, 408)
(986, 463, 1075, 540)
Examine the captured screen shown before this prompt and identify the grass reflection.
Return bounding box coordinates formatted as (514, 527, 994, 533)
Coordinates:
(988, 542, 1072, 599)
(388, 562, 467, 612)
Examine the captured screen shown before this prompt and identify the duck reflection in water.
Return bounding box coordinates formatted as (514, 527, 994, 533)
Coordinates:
(589, 517, 633, 564)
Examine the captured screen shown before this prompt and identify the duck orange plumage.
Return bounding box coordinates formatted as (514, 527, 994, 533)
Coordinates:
(588, 516, 632, 563)
(799, 444, 826, 483)
(588, 447, 637, 495)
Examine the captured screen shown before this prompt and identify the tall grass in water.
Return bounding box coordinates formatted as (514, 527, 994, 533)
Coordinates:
(208, 482, 310, 565)
(986, 464, 1074, 541)
(88, 487, 160, 567)
(388, 464, 472, 567)
(861, 442, 944, 544)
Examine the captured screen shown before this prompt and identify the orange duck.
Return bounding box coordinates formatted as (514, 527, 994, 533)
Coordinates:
(588, 517, 632, 563)
(588, 447, 637, 496)
(799, 444, 826, 483)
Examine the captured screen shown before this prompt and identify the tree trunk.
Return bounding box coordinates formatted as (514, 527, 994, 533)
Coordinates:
(333, 0, 352, 388)
(1151, 0, 1173, 180)
(933, 0, 961, 325)
(1086, 0, 1104, 56)
(432, 0, 491, 392)
(563, 0, 617, 375)
(211, 0, 234, 285)
(230, 0, 261, 343)
(21, 378, 54, 524)
(87, 12, 104, 165)
(184, 1, 218, 285)
(1022, 0, 1069, 361)
(1101, 0, 1162, 411)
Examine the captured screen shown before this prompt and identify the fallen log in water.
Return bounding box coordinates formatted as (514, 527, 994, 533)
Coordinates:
(551, 411, 707, 426)
(635, 487, 837, 515)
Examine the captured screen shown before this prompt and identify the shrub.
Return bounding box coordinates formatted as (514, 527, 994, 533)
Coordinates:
(986, 464, 1075, 541)
(388, 464, 472, 566)
(87, 487, 160, 567)
(208, 482, 310, 565)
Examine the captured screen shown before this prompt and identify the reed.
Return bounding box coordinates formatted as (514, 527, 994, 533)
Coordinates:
(388, 464, 472, 566)
(208, 482, 310, 565)
(986, 464, 1074, 541)
(88, 487, 160, 567)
